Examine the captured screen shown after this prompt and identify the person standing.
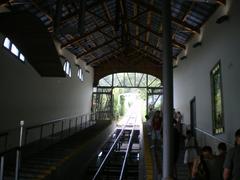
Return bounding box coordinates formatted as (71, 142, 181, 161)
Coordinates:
(184, 130, 198, 178)
(151, 110, 162, 148)
(223, 129, 240, 180)
(176, 111, 183, 134)
(173, 120, 180, 179)
(215, 142, 227, 180)
(146, 106, 155, 135)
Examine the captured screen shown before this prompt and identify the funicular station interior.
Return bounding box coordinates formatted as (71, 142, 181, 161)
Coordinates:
(0, 0, 239, 179)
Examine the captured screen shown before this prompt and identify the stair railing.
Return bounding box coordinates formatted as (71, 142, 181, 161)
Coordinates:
(181, 123, 234, 151)
(0, 112, 97, 180)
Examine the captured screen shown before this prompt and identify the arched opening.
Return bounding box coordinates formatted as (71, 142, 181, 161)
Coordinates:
(91, 72, 162, 124)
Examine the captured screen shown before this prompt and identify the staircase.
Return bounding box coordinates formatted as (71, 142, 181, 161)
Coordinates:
(176, 137, 189, 180)
(143, 124, 189, 180)
(3, 121, 113, 180)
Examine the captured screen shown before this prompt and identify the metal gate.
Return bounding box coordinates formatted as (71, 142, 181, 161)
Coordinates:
(92, 87, 113, 120)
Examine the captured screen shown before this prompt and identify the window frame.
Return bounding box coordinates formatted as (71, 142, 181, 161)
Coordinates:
(210, 60, 224, 135)
(63, 60, 72, 77)
(3, 37, 11, 49)
(77, 66, 84, 81)
(2, 37, 26, 63)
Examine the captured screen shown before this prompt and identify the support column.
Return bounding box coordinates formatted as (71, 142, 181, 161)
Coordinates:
(162, 0, 174, 179)
(146, 75, 149, 115)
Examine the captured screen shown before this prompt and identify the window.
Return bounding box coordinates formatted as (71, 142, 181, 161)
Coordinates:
(3, 37, 10, 49)
(77, 66, 84, 81)
(210, 61, 224, 134)
(63, 61, 71, 77)
(19, 54, 25, 62)
(11, 44, 19, 56)
(3, 37, 25, 62)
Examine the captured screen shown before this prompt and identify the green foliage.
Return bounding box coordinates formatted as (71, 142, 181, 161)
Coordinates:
(119, 95, 125, 116)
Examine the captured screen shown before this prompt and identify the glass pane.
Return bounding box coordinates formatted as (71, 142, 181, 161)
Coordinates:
(66, 62, 69, 74)
(3, 37, 11, 49)
(19, 54, 25, 62)
(77, 68, 81, 78)
(99, 74, 112, 86)
(63, 62, 67, 72)
(211, 62, 224, 134)
(11, 44, 19, 56)
(136, 73, 146, 87)
(81, 71, 83, 81)
(148, 75, 161, 87)
(69, 67, 71, 77)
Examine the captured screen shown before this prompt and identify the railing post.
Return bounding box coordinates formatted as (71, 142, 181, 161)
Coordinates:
(80, 116, 83, 129)
(61, 120, 64, 133)
(61, 120, 64, 139)
(88, 114, 90, 127)
(75, 117, 78, 131)
(91, 113, 93, 125)
(15, 120, 24, 180)
(83, 116, 85, 129)
(0, 156, 4, 180)
(40, 125, 43, 140)
(68, 119, 71, 134)
(52, 123, 55, 137)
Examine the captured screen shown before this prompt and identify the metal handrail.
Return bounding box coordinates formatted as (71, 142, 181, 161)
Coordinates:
(119, 125, 135, 180)
(92, 117, 132, 180)
(24, 113, 95, 145)
(182, 123, 234, 147)
(195, 127, 234, 147)
(0, 112, 97, 180)
(26, 113, 93, 131)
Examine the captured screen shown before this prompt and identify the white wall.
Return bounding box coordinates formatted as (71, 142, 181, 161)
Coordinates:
(174, 0, 240, 146)
(0, 34, 94, 132)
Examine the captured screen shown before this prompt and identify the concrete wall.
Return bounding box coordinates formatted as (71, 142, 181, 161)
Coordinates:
(173, 0, 240, 148)
(0, 34, 94, 132)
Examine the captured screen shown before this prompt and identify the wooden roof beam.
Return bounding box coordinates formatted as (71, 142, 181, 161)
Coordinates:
(78, 0, 87, 35)
(91, 15, 122, 54)
(61, 24, 108, 48)
(130, 35, 162, 54)
(77, 37, 120, 58)
(132, 46, 163, 64)
(133, 2, 139, 46)
(131, 0, 200, 34)
(53, 0, 63, 32)
(172, 1, 195, 52)
(120, 0, 130, 48)
(131, 21, 186, 50)
(102, 1, 117, 35)
(87, 49, 121, 65)
(144, 0, 154, 51)
(152, 24, 162, 56)
(134, 45, 177, 63)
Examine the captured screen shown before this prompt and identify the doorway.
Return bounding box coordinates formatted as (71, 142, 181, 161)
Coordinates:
(190, 97, 196, 136)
